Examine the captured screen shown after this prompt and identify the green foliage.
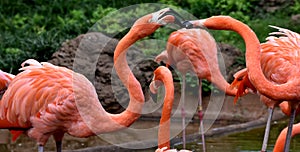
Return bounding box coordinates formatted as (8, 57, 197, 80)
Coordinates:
(179, 0, 260, 22)
(91, 5, 117, 24)
(291, 0, 300, 12)
(90, 4, 158, 36)
(0, 0, 112, 74)
(0, 0, 299, 94)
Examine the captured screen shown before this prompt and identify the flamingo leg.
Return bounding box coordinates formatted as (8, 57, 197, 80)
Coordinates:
(181, 74, 186, 149)
(261, 107, 274, 152)
(53, 132, 64, 152)
(56, 141, 62, 152)
(38, 145, 44, 152)
(198, 78, 206, 152)
(283, 106, 297, 152)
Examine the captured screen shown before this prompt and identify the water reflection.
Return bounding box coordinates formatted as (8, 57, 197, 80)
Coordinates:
(174, 119, 300, 152)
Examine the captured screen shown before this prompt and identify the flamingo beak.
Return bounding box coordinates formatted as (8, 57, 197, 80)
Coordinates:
(150, 78, 158, 103)
(150, 79, 163, 103)
(182, 20, 194, 29)
(150, 8, 186, 27)
(150, 79, 160, 94)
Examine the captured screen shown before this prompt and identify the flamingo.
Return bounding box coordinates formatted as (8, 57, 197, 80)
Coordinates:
(0, 8, 182, 152)
(273, 122, 300, 152)
(184, 16, 300, 152)
(228, 26, 300, 152)
(150, 66, 191, 152)
(155, 28, 237, 150)
(150, 66, 174, 150)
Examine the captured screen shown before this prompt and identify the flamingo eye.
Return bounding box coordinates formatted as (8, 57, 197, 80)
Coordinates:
(23, 63, 30, 67)
(237, 76, 244, 81)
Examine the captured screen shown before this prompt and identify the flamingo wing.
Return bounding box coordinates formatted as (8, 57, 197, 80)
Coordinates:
(261, 26, 300, 84)
(0, 60, 75, 128)
(167, 29, 215, 77)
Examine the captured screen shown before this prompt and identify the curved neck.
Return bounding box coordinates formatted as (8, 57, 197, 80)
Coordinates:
(208, 68, 237, 96)
(155, 68, 174, 149)
(273, 123, 300, 152)
(110, 24, 160, 129)
(108, 32, 144, 129)
(75, 31, 147, 134)
(157, 84, 173, 149)
(193, 62, 236, 96)
(196, 16, 299, 101)
(73, 19, 164, 135)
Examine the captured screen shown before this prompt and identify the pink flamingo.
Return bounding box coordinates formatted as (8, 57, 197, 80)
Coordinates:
(150, 66, 191, 152)
(184, 16, 300, 152)
(229, 25, 300, 152)
(155, 28, 237, 150)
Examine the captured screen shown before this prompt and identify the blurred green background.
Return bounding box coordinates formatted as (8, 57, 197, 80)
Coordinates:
(0, 0, 299, 74)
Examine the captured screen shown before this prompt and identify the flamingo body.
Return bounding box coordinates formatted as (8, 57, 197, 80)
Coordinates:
(0, 61, 101, 145)
(156, 28, 236, 95)
(231, 26, 300, 108)
(155, 24, 237, 152)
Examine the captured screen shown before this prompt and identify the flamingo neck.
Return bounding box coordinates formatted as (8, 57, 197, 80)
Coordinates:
(109, 26, 164, 130)
(208, 69, 236, 96)
(157, 71, 174, 149)
(72, 29, 147, 135)
(199, 16, 299, 101)
(273, 123, 300, 152)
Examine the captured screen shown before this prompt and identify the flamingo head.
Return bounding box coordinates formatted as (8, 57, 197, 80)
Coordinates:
(150, 66, 172, 94)
(150, 8, 185, 27)
(131, 8, 185, 38)
(155, 50, 169, 64)
(150, 66, 173, 104)
(230, 68, 258, 104)
(149, 67, 164, 103)
(150, 73, 164, 95)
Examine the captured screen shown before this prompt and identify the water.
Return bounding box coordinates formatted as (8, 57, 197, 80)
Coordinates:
(174, 120, 300, 152)
(1, 119, 300, 152)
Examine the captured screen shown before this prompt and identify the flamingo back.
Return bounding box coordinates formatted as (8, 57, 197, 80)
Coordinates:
(0, 59, 76, 128)
(261, 26, 300, 84)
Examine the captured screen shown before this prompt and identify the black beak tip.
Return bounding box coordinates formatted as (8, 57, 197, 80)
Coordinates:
(182, 21, 194, 29)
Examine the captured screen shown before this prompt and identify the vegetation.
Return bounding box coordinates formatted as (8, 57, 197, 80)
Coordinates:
(1, 0, 300, 92)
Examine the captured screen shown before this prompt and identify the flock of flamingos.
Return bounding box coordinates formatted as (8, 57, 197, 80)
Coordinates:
(0, 8, 299, 152)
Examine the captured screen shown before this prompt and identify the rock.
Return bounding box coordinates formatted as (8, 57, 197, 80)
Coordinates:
(292, 14, 300, 24)
(258, 0, 293, 12)
(218, 43, 244, 82)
